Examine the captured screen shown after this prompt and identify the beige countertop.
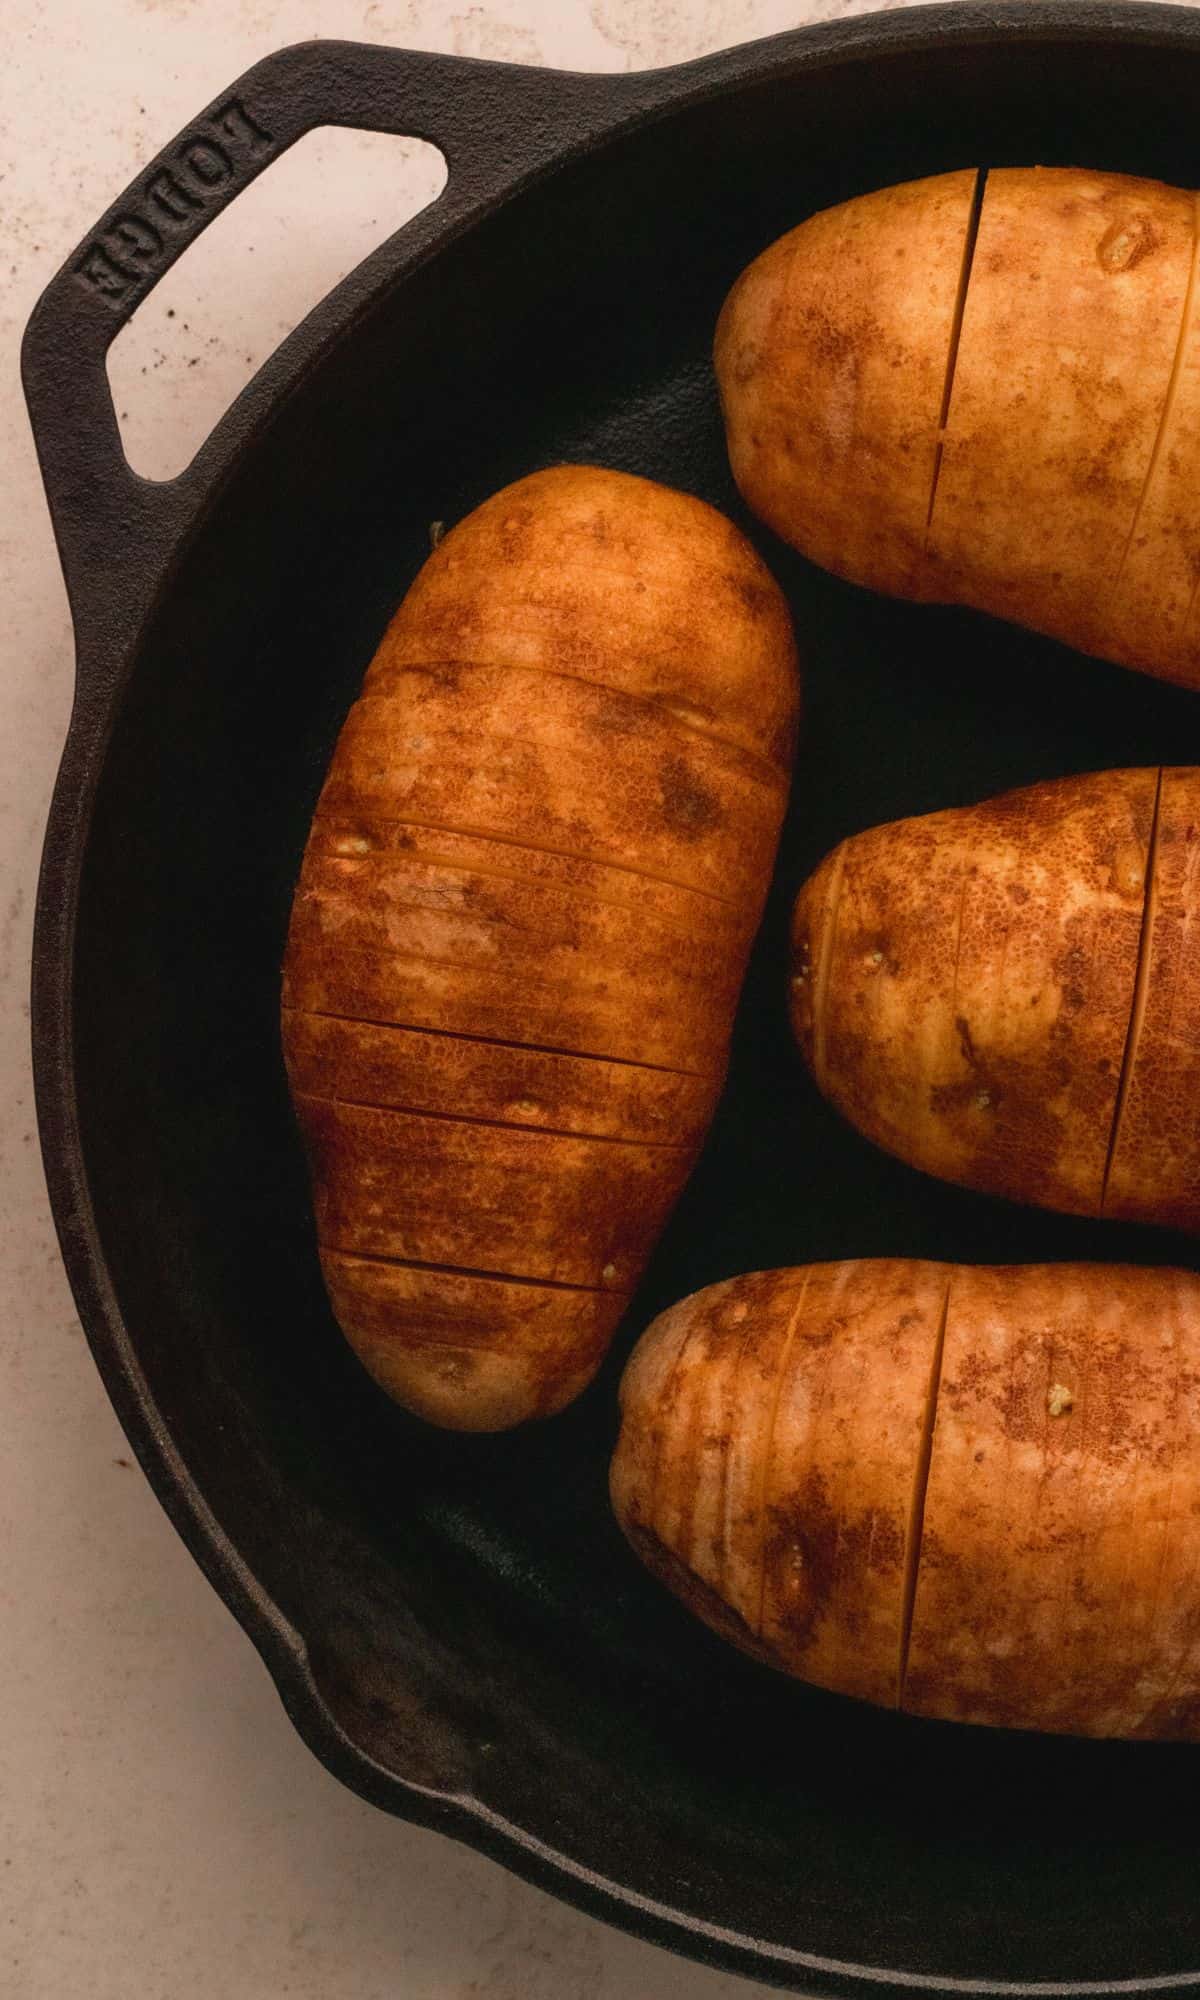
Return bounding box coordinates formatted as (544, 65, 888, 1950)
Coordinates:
(3, 1, 940, 1994)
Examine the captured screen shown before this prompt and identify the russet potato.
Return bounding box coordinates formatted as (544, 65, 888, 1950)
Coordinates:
(282, 465, 799, 1430)
(790, 767, 1200, 1230)
(716, 166, 1200, 683)
(611, 1259, 1200, 1738)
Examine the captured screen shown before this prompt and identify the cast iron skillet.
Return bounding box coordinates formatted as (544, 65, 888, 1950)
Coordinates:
(25, 4, 1200, 1991)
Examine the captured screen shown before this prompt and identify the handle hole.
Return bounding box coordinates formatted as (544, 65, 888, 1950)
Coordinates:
(106, 128, 447, 482)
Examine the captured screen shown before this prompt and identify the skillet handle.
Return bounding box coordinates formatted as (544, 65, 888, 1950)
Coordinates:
(20, 39, 633, 657)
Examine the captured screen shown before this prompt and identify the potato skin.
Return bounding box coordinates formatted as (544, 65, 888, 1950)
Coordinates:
(1104, 768, 1200, 1227)
(611, 1260, 1200, 1739)
(717, 167, 1200, 683)
(791, 768, 1200, 1232)
(282, 466, 798, 1430)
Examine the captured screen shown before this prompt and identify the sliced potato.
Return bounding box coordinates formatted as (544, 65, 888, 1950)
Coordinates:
(282, 465, 799, 1428)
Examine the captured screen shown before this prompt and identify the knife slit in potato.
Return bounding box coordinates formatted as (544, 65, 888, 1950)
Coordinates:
(293, 1088, 690, 1150)
(752, 1267, 816, 1643)
(1114, 193, 1200, 589)
(1101, 766, 1200, 1226)
(327, 1247, 618, 1292)
(715, 1300, 770, 1607)
(798, 838, 845, 1091)
(284, 1007, 712, 1088)
(282, 465, 798, 1428)
(925, 165, 989, 535)
(897, 1276, 951, 1706)
(1100, 763, 1163, 1209)
(1116, 189, 1200, 646)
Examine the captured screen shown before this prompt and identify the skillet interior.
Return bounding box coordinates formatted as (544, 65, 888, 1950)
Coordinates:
(68, 22, 1200, 1993)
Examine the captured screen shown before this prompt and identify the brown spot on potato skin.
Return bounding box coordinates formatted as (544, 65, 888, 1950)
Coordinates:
(658, 756, 722, 837)
(1097, 216, 1161, 271)
(730, 570, 778, 617)
(795, 300, 879, 371)
(583, 686, 643, 738)
(764, 1475, 906, 1654)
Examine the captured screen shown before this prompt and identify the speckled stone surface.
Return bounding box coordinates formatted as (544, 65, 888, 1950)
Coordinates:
(0, 2, 946, 1994)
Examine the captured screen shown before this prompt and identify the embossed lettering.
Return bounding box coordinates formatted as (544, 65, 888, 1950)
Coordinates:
(75, 242, 133, 299)
(214, 97, 274, 153)
(74, 95, 277, 311)
(108, 212, 163, 266)
(180, 138, 233, 187)
(146, 168, 204, 223)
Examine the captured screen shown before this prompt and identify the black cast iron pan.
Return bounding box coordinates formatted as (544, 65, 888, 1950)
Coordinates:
(25, 5, 1200, 1991)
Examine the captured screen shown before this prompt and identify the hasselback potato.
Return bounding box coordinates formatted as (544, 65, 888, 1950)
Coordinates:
(282, 465, 799, 1430)
(612, 1259, 1200, 1739)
